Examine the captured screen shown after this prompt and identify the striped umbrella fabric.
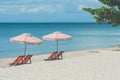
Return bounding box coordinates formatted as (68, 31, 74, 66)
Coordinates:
(10, 33, 43, 56)
(43, 31, 72, 52)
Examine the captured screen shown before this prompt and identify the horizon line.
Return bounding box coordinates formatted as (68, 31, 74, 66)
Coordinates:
(0, 22, 97, 24)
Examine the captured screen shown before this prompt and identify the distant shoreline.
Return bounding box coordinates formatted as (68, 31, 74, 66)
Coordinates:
(0, 46, 118, 59)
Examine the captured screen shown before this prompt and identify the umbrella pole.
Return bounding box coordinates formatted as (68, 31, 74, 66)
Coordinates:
(24, 44, 27, 56)
(57, 40, 58, 52)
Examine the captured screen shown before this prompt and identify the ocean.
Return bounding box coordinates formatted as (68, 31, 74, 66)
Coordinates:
(0, 23, 120, 58)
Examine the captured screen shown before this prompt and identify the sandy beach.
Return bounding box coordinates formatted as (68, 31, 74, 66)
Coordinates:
(0, 47, 120, 80)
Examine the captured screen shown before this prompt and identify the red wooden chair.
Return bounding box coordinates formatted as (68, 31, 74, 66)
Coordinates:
(44, 52, 58, 61)
(23, 55, 33, 64)
(10, 55, 24, 66)
(57, 51, 64, 59)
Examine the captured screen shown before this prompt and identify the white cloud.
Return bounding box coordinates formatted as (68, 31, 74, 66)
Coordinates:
(19, 0, 33, 3)
(0, 4, 59, 14)
(20, 5, 56, 13)
(0, 0, 101, 14)
(0, 7, 5, 13)
(77, 4, 99, 11)
(76, 0, 99, 2)
(78, 5, 89, 11)
(67, 0, 99, 4)
(3, 0, 33, 4)
(91, 0, 99, 2)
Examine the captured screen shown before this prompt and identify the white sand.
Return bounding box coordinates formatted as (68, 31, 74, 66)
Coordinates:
(0, 47, 120, 80)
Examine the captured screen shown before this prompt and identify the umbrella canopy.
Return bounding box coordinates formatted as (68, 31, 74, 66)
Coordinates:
(10, 33, 43, 56)
(43, 31, 72, 52)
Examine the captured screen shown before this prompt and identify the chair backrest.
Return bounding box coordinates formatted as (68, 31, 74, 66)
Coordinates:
(57, 51, 64, 59)
(11, 55, 24, 65)
(23, 55, 33, 63)
(49, 52, 57, 60)
(58, 51, 64, 56)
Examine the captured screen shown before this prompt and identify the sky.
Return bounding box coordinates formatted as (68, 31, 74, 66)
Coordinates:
(0, 0, 103, 23)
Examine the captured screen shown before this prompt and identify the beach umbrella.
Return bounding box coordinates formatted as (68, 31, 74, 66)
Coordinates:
(10, 33, 43, 56)
(43, 31, 72, 52)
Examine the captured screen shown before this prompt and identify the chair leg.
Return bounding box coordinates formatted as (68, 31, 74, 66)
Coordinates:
(30, 59, 32, 64)
(61, 55, 63, 59)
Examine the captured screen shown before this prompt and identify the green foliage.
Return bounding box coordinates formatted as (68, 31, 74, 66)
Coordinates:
(99, 0, 120, 9)
(83, 0, 120, 26)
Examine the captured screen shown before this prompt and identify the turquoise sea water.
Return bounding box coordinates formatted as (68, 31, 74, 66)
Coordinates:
(0, 23, 120, 58)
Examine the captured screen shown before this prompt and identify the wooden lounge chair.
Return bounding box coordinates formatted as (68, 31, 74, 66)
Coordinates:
(23, 55, 33, 64)
(57, 51, 64, 59)
(44, 52, 58, 61)
(10, 55, 24, 66)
